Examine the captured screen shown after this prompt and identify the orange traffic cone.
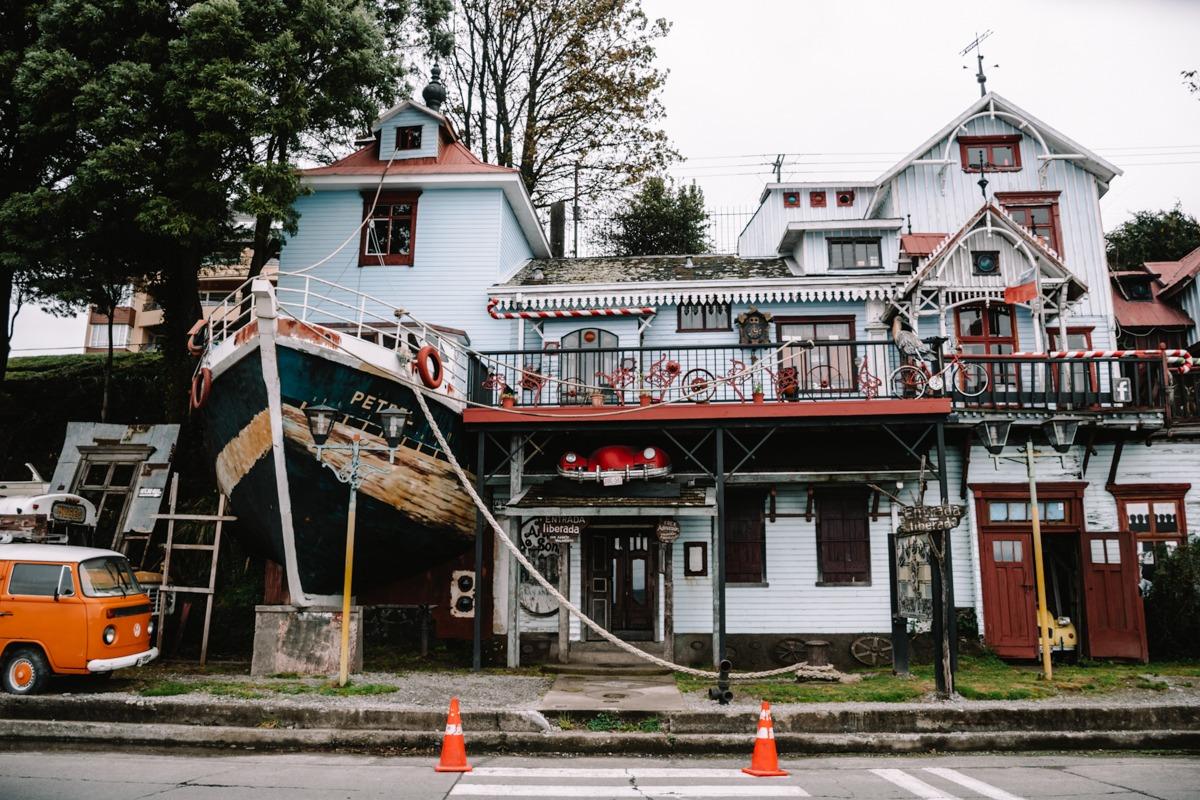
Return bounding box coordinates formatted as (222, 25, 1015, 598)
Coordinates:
(742, 700, 788, 777)
(434, 697, 473, 772)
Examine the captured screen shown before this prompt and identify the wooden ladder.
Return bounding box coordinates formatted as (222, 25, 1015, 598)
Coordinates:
(152, 474, 237, 666)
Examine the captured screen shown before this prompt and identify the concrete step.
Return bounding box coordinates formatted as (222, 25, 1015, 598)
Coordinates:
(543, 641, 673, 676)
(541, 662, 672, 677)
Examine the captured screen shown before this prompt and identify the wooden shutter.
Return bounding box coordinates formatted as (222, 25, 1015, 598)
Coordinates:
(815, 488, 870, 583)
(725, 489, 766, 583)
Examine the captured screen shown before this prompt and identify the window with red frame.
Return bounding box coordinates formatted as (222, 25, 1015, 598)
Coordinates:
(1108, 484, 1189, 575)
(997, 192, 1063, 254)
(1048, 327, 1098, 392)
(783, 191, 801, 208)
(815, 487, 870, 585)
(810, 191, 826, 208)
(360, 193, 418, 266)
(959, 135, 1022, 171)
(956, 302, 1018, 390)
(395, 125, 423, 151)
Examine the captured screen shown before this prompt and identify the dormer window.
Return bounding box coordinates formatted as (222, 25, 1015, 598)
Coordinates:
(360, 192, 418, 266)
(828, 238, 881, 270)
(958, 135, 1021, 171)
(1126, 281, 1153, 302)
(395, 125, 423, 151)
(835, 190, 855, 207)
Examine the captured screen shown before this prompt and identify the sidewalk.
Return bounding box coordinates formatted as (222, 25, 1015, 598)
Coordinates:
(1, 665, 1198, 755)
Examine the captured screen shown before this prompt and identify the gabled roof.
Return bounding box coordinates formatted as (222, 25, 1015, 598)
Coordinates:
(874, 92, 1122, 192)
(371, 98, 452, 134)
(299, 140, 516, 177)
(897, 202, 1086, 300)
(1155, 245, 1200, 298)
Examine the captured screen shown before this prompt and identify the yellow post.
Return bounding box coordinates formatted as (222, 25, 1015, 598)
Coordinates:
(1026, 437, 1053, 681)
(338, 471, 358, 687)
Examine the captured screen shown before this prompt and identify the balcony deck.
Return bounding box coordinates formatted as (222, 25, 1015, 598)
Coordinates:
(463, 341, 1173, 428)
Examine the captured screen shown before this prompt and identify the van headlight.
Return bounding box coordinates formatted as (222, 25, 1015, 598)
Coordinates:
(147, 619, 156, 639)
(103, 626, 116, 645)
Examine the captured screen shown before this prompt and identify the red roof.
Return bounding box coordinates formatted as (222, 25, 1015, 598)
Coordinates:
(899, 233, 948, 257)
(1154, 245, 1200, 296)
(1110, 271, 1194, 330)
(300, 140, 517, 177)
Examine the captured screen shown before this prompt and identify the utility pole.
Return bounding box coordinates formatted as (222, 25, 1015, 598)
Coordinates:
(771, 154, 785, 183)
(959, 30, 996, 97)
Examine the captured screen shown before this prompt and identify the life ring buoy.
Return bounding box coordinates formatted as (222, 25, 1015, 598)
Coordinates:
(190, 367, 212, 410)
(414, 345, 444, 389)
(186, 319, 209, 356)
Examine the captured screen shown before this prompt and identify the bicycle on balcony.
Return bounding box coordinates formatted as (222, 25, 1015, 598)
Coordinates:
(889, 345, 990, 399)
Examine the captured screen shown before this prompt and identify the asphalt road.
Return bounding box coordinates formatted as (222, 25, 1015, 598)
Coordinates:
(0, 750, 1197, 799)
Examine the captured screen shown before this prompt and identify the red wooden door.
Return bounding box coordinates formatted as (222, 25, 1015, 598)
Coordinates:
(1081, 532, 1148, 661)
(979, 533, 1037, 658)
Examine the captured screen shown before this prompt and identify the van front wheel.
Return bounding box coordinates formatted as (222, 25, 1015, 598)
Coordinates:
(3, 648, 50, 695)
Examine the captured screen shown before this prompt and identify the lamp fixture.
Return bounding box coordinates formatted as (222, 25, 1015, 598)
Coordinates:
(977, 419, 1011, 455)
(1041, 417, 1080, 454)
(304, 403, 339, 446)
(378, 405, 410, 449)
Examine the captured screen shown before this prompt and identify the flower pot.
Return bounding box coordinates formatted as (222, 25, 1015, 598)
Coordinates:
(639, 394, 652, 407)
(590, 393, 605, 408)
(752, 392, 764, 405)
(501, 396, 515, 409)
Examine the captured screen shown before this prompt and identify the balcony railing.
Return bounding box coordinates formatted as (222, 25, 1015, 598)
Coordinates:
(468, 341, 1174, 416)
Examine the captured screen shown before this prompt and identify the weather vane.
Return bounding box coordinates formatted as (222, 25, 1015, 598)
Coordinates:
(960, 30, 998, 97)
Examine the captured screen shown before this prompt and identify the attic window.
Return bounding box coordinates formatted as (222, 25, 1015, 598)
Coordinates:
(835, 190, 855, 207)
(1127, 281, 1153, 302)
(810, 191, 826, 208)
(958, 134, 1021, 172)
(783, 191, 801, 208)
(395, 125, 423, 151)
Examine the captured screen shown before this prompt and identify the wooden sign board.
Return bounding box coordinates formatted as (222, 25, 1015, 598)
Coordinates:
(898, 503, 965, 533)
(542, 516, 587, 543)
(895, 533, 934, 621)
(655, 518, 680, 543)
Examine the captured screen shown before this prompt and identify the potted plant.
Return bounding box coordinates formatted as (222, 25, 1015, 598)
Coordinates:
(638, 373, 652, 406)
(752, 382, 765, 404)
(590, 389, 605, 408)
(500, 386, 517, 408)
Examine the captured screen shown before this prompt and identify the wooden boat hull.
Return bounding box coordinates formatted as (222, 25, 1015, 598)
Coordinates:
(200, 325, 474, 605)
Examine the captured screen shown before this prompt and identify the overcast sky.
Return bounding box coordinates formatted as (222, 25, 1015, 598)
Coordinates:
(11, 0, 1200, 355)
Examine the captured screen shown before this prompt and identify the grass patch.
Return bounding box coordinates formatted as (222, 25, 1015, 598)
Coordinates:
(317, 682, 398, 697)
(676, 671, 927, 704)
(138, 680, 194, 697)
(581, 713, 661, 733)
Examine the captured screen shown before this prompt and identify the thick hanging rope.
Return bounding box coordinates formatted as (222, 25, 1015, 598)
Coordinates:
(409, 384, 846, 682)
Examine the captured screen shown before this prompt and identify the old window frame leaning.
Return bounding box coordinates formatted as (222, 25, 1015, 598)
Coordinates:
(395, 125, 423, 151)
(676, 302, 732, 332)
(360, 192, 419, 267)
(827, 237, 882, 270)
(814, 486, 871, 585)
(958, 134, 1022, 172)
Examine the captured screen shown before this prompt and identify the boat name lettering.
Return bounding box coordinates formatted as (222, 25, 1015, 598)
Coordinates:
(350, 391, 402, 414)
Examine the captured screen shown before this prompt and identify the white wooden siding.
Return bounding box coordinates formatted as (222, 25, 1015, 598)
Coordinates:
(739, 187, 880, 258)
(377, 107, 440, 161)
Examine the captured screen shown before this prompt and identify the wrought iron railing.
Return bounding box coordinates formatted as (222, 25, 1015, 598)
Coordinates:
(469, 341, 1174, 416)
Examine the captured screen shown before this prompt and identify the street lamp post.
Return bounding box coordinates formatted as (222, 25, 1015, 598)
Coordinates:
(304, 403, 410, 687)
(978, 417, 1080, 681)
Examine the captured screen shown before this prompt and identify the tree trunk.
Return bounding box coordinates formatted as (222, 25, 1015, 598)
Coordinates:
(159, 251, 203, 424)
(0, 266, 12, 384)
(248, 213, 274, 279)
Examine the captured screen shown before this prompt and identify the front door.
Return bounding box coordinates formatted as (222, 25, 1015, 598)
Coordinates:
(979, 533, 1037, 658)
(1081, 532, 1148, 661)
(586, 530, 656, 641)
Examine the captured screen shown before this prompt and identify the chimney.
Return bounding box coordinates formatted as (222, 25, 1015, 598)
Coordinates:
(550, 201, 566, 258)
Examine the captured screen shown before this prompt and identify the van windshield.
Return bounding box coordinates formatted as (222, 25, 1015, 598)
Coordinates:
(79, 557, 142, 598)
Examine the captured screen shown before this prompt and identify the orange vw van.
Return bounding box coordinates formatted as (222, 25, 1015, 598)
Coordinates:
(0, 544, 158, 694)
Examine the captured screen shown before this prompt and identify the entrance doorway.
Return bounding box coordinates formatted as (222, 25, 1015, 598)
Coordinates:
(585, 526, 657, 641)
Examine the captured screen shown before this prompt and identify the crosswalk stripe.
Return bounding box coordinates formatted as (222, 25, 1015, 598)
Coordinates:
(450, 785, 810, 797)
(470, 768, 751, 779)
(923, 768, 1026, 800)
(870, 768, 961, 800)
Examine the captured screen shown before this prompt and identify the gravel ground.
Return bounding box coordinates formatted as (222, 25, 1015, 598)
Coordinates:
(678, 676, 1200, 713)
(56, 669, 555, 711)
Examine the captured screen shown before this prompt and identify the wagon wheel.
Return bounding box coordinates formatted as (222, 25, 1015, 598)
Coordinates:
(850, 635, 893, 667)
(681, 368, 716, 403)
(773, 638, 807, 666)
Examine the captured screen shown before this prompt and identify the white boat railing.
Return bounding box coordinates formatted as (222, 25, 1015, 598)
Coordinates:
(203, 272, 469, 394)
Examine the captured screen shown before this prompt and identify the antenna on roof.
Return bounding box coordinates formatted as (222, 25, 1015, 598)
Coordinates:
(771, 154, 784, 183)
(959, 30, 997, 97)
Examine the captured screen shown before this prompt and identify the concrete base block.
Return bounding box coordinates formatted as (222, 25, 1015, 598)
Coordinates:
(251, 604, 363, 677)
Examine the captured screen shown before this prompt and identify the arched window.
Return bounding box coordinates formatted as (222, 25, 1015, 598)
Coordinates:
(559, 328, 619, 404)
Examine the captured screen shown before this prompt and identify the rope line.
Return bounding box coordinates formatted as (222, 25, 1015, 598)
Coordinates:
(409, 382, 845, 682)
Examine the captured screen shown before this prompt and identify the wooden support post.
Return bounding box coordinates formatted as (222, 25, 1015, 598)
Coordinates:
(557, 542, 570, 663)
(663, 540, 674, 664)
(714, 428, 727, 667)
(472, 434, 485, 671)
(507, 434, 523, 668)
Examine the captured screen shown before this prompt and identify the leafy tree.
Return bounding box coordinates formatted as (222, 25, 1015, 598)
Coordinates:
(238, 0, 452, 279)
(1145, 541, 1200, 659)
(601, 177, 709, 256)
(1105, 204, 1200, 270)
(448, 0, 677, 208)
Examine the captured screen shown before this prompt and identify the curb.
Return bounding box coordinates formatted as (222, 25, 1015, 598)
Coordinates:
(1, 720, 1198, 756)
